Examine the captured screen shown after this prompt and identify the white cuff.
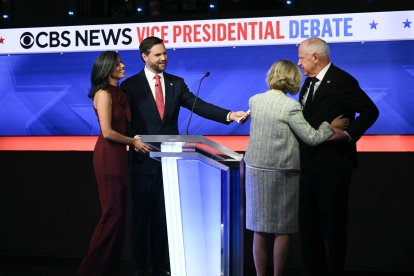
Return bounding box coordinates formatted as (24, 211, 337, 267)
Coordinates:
(226, 111, 233, 122)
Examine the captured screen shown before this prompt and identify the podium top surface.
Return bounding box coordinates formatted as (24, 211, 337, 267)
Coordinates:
(139, 135, 243, 162)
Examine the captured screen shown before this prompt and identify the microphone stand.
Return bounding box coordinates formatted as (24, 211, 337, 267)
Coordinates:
(185, 72, 210, 135)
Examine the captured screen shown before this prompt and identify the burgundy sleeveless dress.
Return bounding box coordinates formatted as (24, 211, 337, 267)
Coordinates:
(78, 85, 131, 276)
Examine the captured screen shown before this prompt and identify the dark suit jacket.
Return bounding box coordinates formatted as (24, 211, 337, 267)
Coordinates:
(299, 64, 379, 173)
(120, 69, 231, 173)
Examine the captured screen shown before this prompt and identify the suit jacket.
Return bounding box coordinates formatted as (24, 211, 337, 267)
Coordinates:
(120, 70, 231, 173)
(298, 64, 379, 173)
(244, 90, 333, 171)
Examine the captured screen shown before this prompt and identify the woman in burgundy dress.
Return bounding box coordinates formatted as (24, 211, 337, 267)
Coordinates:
(78, 51, 151, 276)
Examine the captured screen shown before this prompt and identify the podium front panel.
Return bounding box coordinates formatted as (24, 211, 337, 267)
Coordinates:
(177, 159, 229, 276)
(146, 136, 243, 276)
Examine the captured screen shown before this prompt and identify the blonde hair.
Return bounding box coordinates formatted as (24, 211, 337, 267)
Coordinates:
(266, 60, 302, 95)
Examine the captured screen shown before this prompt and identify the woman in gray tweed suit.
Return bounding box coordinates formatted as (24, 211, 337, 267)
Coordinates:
(244, 60, 347, 276)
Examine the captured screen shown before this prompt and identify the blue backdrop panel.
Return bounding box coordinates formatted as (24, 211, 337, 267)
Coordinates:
(0, 40, 413, 135)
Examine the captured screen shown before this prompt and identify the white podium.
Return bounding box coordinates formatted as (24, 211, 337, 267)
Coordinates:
(140, 135, 244, 276)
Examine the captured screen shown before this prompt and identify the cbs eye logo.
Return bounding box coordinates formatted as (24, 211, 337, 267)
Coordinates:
(20, 32, 35, 49)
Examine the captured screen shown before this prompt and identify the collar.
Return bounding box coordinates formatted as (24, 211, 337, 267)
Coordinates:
(315, 62, 331, 82)
(144, 67, 164, 83)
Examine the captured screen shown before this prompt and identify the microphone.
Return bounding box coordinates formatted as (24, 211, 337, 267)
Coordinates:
(185, 72, 210, 135)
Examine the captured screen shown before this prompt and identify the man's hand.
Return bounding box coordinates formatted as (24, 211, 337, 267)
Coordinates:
(327, 127, 350, 142)
(230, 111, 250, 124)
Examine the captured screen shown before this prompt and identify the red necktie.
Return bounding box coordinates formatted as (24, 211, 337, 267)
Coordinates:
(154, 74, 164, 120)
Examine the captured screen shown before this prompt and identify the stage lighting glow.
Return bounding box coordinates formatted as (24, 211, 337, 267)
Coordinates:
(2, 14, 9, 19)
(136, 7, 143, 13)
(285, 0, 294, 7)
(68, 10, 75, 16)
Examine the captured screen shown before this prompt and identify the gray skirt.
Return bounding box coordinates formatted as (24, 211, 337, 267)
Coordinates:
(245, 165, 299, 234)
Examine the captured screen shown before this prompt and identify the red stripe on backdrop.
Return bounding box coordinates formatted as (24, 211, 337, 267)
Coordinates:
(0, 135, 413, 152)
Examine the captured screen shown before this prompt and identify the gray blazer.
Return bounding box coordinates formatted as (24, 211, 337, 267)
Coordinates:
(244, 90, 332, 171)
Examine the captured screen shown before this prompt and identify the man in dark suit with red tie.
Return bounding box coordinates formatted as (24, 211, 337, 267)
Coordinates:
(120, 36, 247, 276)
(297, 37, 379, 276)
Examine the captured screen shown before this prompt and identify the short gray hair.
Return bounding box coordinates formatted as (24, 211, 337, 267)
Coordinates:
(303, 37, 330, 58)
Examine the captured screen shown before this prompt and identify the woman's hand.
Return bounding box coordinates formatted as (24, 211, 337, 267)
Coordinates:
(330, 115, 349, 130)
(133, 137, 152, 153)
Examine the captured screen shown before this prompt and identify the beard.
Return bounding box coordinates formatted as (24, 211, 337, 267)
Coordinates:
(148, 61, 167, 73)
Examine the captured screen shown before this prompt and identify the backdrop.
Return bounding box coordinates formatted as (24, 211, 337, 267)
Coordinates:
(1, 40, 413, 135)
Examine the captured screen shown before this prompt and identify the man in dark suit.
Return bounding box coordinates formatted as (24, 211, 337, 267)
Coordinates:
(120, 36, 247, 276)
(297, 37, 379, 276)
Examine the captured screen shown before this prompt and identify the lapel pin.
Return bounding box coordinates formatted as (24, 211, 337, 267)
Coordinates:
(327, 80, 331, 84)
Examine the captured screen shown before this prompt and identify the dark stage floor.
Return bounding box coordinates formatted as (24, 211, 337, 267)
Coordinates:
(1, 264, 413, 276)
(1, 255, 413, 276)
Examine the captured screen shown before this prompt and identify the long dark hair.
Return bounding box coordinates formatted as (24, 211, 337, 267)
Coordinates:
(88, 51, 119, 99)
